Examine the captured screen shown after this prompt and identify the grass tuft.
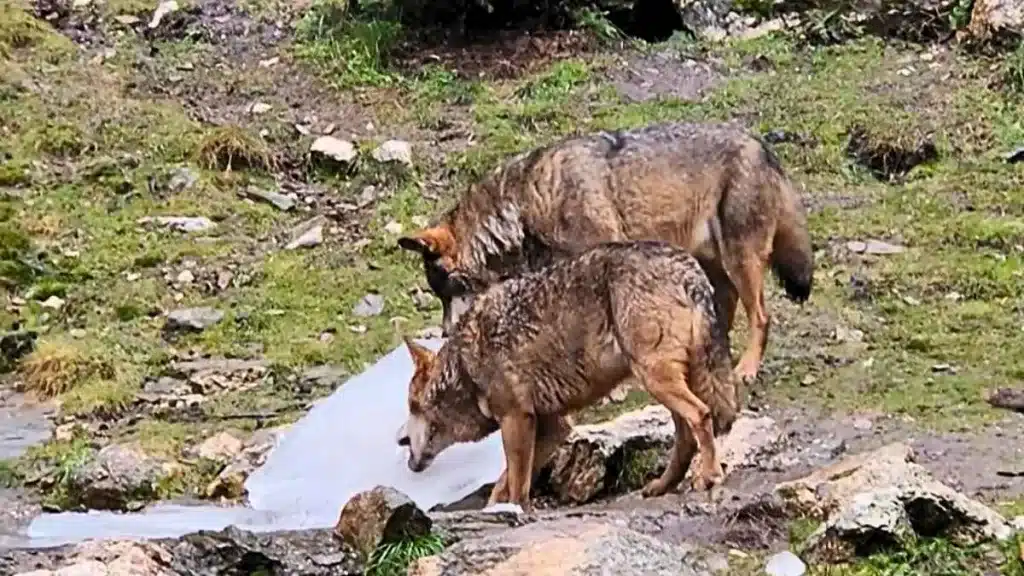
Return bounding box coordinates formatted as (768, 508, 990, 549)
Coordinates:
(17, 338, 109, 399)
(194, 125, 276, 172)
(294, 0, 404, 88)
(366, 532, 446, 576)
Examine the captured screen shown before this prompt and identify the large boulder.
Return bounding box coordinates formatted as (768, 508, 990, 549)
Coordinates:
(545, 406, 781, 504)
(68, 444, 169, 511)
(774, 443, 1014, 560)
(1, 527, 361, 576)
(408, 517, 712, 576)
(966, 0, 1024, 44)
(333, 486, 433, 559)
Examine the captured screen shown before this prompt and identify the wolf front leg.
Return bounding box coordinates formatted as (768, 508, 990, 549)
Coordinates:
(642, 412, 697, 497)
(495, 412, 538, 511)
(488, 414, 572, 505)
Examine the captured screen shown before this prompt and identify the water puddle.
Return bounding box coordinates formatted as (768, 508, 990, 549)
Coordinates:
(19, 339, 506, 549)
(0, 389, 54, 461)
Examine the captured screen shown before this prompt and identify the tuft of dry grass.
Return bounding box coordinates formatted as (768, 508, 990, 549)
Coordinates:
(194, 125, 277, 172)
(17, 338, 111, 399)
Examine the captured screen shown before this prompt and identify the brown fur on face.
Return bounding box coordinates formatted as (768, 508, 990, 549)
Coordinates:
(396, 240, 741, 511)
(397, 121, 816, 383)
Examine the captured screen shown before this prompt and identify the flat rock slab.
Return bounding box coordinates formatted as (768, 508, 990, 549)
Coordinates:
(547, 406, 781, 504)
(775, 442, 1013, 560)
(409, 517, 712, 576)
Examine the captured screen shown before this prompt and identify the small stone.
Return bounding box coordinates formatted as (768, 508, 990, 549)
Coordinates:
(323, 123, 336, 135)
(114, 14, 141, 25)
(352, 294, 384, 318)
(931, 363, 953, 373)
(176, 270, 195, 284)
(40, 296, 64, 310)
(801, 374, 817, 386)
(903, 295, 920, 306)
(285, 216, 326, 250)
(165, 307, 224, 332)
(70, 328, 87, 339)
(148, 0, 179, 29)
(764, 550, 807, 576)
(244, 186, 295, 211)
(411, 215, 429, 228)
(833, 326, 864, 344)
(1004, 147, 1024, 164)
(195, 432, 244, 463)
(411, 290, 434, 311)
(1011, 515, 1024, 531)
(258, 57, 280, 68)
(852, 418, 873, 431)
(334, 486, 432, 559)
(383, 220, 403, 235)
(167, 167, 199, 192)
(371, 140, 413, 167)
(249, 102, 272, 115)
(54, 423, 78, 442)
(418, 326, 443, 339)
(138, 216, 215, 233)
(349, 324, 367, 334)
(310, 136, 357, 167)
(608, 385, 629, 403)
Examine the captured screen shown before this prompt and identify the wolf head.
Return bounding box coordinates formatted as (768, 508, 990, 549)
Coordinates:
(398, 225, 477, 336)
(396, 336, 493, 473)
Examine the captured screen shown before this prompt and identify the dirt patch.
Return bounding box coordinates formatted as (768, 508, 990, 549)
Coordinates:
(394, 29, 597, 81)
(608, 49, 726, 103)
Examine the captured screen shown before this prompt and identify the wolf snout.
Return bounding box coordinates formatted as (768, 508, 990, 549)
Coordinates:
(408, 454, 430, 473)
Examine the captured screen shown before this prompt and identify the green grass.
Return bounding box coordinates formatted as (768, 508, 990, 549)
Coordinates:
(365, 532, 446, 576)
(808, 535, 1024, 576)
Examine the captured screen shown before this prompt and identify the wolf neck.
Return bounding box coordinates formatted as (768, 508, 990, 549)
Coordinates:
(435, 344, 499, 443)
(449, 169, 556, 286)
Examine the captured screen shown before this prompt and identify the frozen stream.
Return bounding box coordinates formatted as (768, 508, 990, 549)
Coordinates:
(21, 338, 507, 548)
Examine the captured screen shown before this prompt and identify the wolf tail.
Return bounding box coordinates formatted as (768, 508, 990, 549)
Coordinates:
(761, 145, 814, 303)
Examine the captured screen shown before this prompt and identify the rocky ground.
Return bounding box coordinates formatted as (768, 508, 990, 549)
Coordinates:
(2, 0, 1024, 572)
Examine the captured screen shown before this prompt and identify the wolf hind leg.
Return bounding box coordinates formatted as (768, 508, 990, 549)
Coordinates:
(631, 357, 723, 492)
(642, 412, 697, 497)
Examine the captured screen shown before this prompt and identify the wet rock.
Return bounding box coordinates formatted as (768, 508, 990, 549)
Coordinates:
(192, 431, 243, 463)
(248, 102, 272, 115)
(351, 293, 384, 317)
(167, 167, 198, 193)
(409, 517, 706, 576)
(775, 443, 1013, 560)
(165, 307, 224, 333)
(371, 140, 412, 167)
(148, 0, 178, 28)
(205, 427, 286, 500)
(70, 444, 166, 511)
(285, 215, 326, 250)
(846, 239, 905, 255)
(1, 528, 360, 576)
(1, 330, 37, 372)
(137, 216, 215, 233)
(243, 186, 295, 211)
(764, 550, 806, 576)
(1004, 146, 1024, 164)
(310, 136, 357, 170)
(988, 388, 1024, 413)
(845, 125, 938, 182)
(967, 0, 1024, 44)
(334, 486, 432, 559)
(546, 406, 780, 504)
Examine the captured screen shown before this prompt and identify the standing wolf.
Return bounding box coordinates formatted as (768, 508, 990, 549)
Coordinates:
(396, 241, 740, 510)
(397, 121, 814, 383)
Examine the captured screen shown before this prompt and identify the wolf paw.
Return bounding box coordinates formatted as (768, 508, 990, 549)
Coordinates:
(641, 478, 672, 498)
(690, 466, 725, 493)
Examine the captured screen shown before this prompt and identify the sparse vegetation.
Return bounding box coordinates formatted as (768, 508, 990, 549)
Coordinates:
(194, 125, 277, 172)
(365, 532, 446, 576)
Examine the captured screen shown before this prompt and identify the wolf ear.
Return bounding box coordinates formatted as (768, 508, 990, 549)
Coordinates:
(397, 226, 455, 259)
(403, 336, 436, 372)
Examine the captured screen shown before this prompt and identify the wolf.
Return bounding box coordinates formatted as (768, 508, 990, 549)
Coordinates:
(396, 240, 741, 510)
(397, 121, 814, 383)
